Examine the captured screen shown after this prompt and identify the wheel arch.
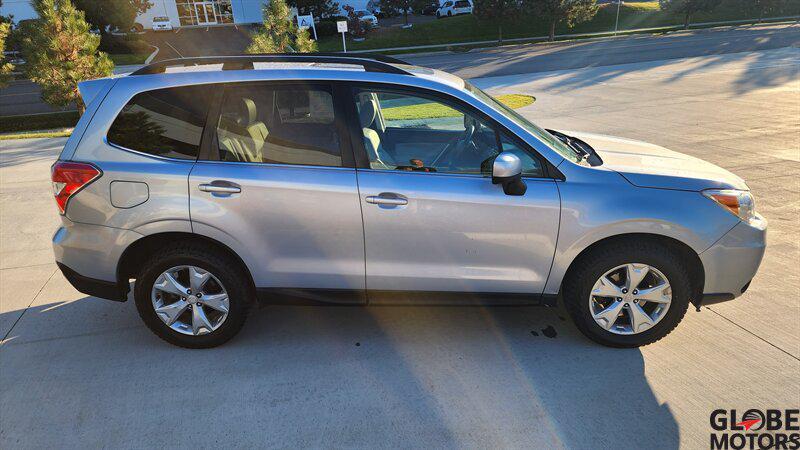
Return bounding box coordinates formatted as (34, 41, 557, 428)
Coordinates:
(559, 233, 705, 303)
(116, 232, 256, 297)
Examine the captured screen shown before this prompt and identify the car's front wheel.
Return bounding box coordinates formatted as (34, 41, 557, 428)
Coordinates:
(134, 244, 253, 348)
(563, 241, 690, 347)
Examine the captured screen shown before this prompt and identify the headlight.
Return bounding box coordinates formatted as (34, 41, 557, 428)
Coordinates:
(703, 189, 756, 222)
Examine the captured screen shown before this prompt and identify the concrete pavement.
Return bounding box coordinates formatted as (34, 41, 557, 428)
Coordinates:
(1, 46, 798, 448)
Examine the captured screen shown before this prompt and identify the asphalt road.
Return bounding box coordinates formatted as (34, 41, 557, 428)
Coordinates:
(2, 23, 798, 116)
(404, 22, 800, 78)
(1, 42, 798, 447)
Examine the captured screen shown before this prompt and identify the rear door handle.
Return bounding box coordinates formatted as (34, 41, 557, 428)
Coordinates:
(199, 183, 241, 194)
(366, 193, 408, 206)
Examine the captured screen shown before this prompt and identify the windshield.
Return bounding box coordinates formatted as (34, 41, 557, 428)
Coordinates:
(464, 81, 580, 163)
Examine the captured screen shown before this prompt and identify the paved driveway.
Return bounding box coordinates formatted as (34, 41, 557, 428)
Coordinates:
(0, 46, 798, 448)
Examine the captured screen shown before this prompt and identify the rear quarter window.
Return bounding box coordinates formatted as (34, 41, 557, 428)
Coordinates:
(107, 85, 211, 160)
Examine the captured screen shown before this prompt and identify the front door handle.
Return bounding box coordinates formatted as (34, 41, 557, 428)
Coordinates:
(199, 183, 241, 194)
(366, 193, 408, 206)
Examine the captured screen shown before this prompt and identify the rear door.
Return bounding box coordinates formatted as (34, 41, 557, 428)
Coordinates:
(189, 81, 366, 301)
(346, 84, 560, 301)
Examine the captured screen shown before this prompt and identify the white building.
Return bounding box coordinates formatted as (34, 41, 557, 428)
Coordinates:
(1, 0, 370, 28)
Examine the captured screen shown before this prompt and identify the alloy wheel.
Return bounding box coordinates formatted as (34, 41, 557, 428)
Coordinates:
(151, 265, 230, 336)
(588, 263, 672, 335)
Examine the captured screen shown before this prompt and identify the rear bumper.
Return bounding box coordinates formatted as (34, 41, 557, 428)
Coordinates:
(696, 214, 767, 306)
(52, 218, 141, 301)
(57, 262, 127, 302)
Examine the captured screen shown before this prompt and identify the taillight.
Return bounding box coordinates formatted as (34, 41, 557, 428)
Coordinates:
(51, 161, 101, 214)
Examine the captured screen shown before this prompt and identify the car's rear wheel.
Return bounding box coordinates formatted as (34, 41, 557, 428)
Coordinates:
(563, 241, 690, 347)
(134, 244, 252, 348)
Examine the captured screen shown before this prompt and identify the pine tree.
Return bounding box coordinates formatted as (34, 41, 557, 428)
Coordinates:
(247, 0, 318, 53)
(0, 21, 13, 88)
(21, 0, 113, 114)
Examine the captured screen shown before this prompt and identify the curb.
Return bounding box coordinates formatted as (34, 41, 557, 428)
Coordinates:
(347, 15, 800, 55)
(144, 45, 160, 64)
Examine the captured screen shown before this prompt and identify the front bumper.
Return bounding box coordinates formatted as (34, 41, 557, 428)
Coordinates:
(696, 214, 767, 307)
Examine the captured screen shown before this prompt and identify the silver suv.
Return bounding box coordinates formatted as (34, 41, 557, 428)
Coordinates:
(51, 54, 766, 348)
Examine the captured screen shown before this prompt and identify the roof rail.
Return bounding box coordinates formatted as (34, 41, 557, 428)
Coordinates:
(131, 53, 412, 76)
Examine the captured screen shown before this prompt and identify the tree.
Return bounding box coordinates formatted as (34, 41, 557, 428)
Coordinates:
(528, 0, 599, 42)
(658, 0, 721, 29)
(21, 0, 113, 114)
(73, 0, 152, 35)
(0, 21, 12, 88)
(473, 0, 522, 42)
(287, 0, 340, 20)
(735, 0, 792, 22)
(381, 0, 431, 26)
(247, 0, 317, 53)
(343, 5, 366, 38)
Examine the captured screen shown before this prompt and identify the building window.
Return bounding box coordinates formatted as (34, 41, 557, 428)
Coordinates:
(176, 0, 233, 26)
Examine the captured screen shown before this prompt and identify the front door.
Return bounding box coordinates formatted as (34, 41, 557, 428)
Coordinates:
(194, 2, 217, 25)
(190, 82, 365, 301)
(348, 85, 560, 300)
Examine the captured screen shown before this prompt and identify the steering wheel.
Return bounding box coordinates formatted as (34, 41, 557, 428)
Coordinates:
(430, 117, 479, 168)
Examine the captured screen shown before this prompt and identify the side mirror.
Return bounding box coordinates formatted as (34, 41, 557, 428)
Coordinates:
(492, 152, 527, 196)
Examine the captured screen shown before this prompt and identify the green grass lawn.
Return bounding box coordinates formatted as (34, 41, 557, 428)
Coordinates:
(0, 129, 73, 140)
(383, 94, 534, 120)
(109, 53, 150, 66)
(318, 2, 798, 52)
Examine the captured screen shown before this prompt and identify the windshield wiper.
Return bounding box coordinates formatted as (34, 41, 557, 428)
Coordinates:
(546, 129, 602, 165)
(547, 129, 587, 159)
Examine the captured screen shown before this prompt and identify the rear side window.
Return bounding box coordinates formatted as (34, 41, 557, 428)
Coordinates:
(211, 83, 343, 167)
(107, 86, 211, 160)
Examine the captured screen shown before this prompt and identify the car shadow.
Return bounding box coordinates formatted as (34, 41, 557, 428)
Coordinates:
(1, 296, 679, 448)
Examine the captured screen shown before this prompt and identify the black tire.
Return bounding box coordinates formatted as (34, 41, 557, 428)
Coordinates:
(447, 11, 452, 16)
(436, 12, 441, 18)
(563, 240, 690, 348)
(134, 243, 253, 348)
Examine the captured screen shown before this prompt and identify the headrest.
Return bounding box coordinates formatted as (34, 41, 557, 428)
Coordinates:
(359, 94, 377, 128)
(241, 98, 257, 126)
(464, 114, 477, 130)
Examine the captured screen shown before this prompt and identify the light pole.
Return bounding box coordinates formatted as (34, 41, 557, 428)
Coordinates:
(613, 0, 622, 36)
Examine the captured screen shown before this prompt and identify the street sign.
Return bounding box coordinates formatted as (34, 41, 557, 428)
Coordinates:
(297, 15, 313, 29)
(337, 21, 348, 52)
(297, 14, 318, 40)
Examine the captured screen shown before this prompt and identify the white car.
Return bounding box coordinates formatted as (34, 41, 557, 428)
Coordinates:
(437, 0, 473, 18)
(152, 17, 173, 31)
(355, 9, 379, 28)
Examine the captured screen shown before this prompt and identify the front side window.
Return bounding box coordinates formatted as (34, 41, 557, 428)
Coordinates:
(107, 85, 210, 160)
(464, 81, 580, 163)
(213, 84, 342, 167)
(354, 88, 543, 176)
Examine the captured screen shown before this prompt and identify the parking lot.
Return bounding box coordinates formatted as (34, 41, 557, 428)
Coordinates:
(1, 39, 798, 448)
